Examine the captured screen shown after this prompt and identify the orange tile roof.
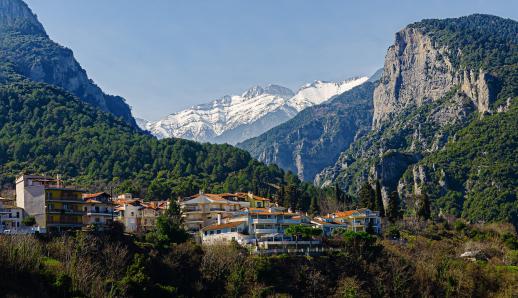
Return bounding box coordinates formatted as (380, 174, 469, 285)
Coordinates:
(141, 201, 168, 210)
(202, 221, 246, 231)
(251, 196, 270, 201)
(332, 210, 358, 218)
(83, 192, 110, 199)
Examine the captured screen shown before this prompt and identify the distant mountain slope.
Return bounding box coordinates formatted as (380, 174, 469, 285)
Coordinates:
(316, 14, 518, 225)
(0, 0, 137, 127)
(238, 81, 375, 181)
(0, 62, 309, 200)
(142, 77, 368, 144)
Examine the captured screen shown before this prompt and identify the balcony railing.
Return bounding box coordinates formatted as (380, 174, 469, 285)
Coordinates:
(253, 218, 276, 224)
(254, 228, 279, 234)
(47, 209, 85, 215)
(86, 211, 114, 216)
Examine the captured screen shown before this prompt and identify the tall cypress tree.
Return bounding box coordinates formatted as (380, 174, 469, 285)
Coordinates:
(387, 191, 402, 223)
(309, 196, 320, 215)
(358, 182, 375, 209)
(374, 180, 385, 217)
(415, 193, 431, 220)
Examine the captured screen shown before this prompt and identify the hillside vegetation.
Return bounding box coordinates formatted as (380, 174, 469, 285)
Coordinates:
(0, 64, 312, 202)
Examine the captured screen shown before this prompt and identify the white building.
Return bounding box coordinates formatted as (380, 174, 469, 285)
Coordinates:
(314, 208, 382, 236)
(0, 199, 23, 232)
(201, 207, 318, 248)
(82, 192, 115, 230)
(180, 193, 249, 233)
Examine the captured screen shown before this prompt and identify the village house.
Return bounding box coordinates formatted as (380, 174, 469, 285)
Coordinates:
(314, 208, 382, 235)
(82, 192, 115, 230)
(114, 194, 168, 233)
(0, 198, 23, 232)
(16, 175, 85, 232)
(201, 206, 318, 248)
(180, 192, 249, 233)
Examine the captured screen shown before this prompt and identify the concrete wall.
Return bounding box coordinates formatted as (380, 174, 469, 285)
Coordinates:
(16, 176, 46, 227)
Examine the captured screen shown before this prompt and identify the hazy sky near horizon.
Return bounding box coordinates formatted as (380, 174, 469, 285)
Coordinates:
(25, 0, 518, 120)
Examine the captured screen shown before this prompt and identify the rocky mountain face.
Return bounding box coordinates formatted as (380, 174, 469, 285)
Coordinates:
(316, 14, 517, 223)
(141, 77, 368, 144)
(0, 0, 137, 127)
(238, 81, 375, 181)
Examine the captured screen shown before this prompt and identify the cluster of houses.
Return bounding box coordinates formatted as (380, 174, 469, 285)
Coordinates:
(181, 192, 382, 248)
(1, 175, 382, 249)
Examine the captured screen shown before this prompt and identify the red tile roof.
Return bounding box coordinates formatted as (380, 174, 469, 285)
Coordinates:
(82, 192, 110, 199)
(202, 221, 246, 231)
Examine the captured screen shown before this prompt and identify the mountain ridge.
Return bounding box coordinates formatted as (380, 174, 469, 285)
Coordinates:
(316, 14, 518, 225)
(0, 0, 137, 127)
(141, 77, 368, 144)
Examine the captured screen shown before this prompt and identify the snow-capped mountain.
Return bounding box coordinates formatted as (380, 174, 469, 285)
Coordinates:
(140, 76, 368, 144)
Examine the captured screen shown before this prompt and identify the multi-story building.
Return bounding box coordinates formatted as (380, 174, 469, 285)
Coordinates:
(180, 192, 248, 232)
(314, 208, 382, 235)
(114, 194, 168, 233)
(0, 199, 23, 232)
(201, 207, 316, 247)
(82, 192, 115, 230)
(233, 192, 271, 208)
(16, 175, 85, 232)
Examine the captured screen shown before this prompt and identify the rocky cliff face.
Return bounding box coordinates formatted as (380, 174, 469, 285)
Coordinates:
(317, 15, 516, 212)
(373, 27, 493, 128)
(0, 0, 44, 34)
(0, 0, 137, 127)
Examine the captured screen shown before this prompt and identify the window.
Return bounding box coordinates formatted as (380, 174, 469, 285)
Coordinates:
(95, 217, 100, 223)
(217, 230, 221, 234)
(231, 228, 237, 232)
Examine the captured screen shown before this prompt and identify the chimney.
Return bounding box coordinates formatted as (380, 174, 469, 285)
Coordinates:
(217, 214, 221, 225)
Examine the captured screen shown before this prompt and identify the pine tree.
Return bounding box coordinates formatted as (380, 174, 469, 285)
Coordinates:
(374, 180, 385, 217)
(387, 191, 401, 223)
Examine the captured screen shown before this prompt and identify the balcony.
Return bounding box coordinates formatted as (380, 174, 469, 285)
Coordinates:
(47, 209, 85, 215)
(280, 219, 300, 224)
(254, 228, 279, 234)
(182, 207, 204, 213)
(209, 208, 228, 212)
(86, 211, 114, 217)
(252, 218, 276, 224)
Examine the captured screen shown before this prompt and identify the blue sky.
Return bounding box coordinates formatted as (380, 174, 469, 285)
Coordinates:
(25, 0, 518, 120)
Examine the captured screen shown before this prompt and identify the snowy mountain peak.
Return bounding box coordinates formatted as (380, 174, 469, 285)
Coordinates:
(143, 76, 369, 144)
(242, 84, 294, 99)
(289, 76, 369, 111)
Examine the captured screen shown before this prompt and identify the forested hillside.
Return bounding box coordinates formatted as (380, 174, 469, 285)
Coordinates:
(0, 63, 311, 202)
(318, 14, 518, 226)
(0, 0, 137, 127)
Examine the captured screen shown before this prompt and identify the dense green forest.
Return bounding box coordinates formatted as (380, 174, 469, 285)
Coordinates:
(0, 63, 317, 204)
(408, 97, 518, 226)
